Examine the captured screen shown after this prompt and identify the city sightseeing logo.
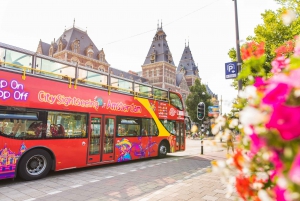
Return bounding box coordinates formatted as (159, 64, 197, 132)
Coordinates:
(38, 91, 99, 111)
(169, 108, 176, 116)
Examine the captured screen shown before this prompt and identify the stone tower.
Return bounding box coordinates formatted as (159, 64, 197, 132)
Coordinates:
(177, 41, 200, 87)
(141, 22, 177, 91)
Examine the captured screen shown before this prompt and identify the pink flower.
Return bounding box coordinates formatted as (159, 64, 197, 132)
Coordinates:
(289, 68, 300, 87)
(289, 150, 300, 184)
(271, 56, 289, 74)
(249, 132, 266, 155)
(274, 185, 288, 201)
(266, 104, 300, 140)
(262, 83, 291, 106)
(253, 77, 266, 89)
(294, 46, 300, 57)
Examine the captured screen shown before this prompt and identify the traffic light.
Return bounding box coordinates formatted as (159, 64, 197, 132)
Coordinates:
(197, 102, 205, 120)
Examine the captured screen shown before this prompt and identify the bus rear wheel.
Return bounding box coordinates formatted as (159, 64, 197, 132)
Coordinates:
(158, 142, 167, 158)
(18, 149, 52, 181)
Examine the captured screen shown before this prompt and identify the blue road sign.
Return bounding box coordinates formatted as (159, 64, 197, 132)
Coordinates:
(225, 62, 238, 79)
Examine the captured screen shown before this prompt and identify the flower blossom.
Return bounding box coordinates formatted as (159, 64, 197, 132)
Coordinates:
(241, 41, 265, 60)
(262, 83, 291, 106)
(266, 104, 300, 140)
(289, 150, 300, 184)
(282, 9, 297, 26)
(294, 35, 300, 56)
(249, 132, 266, 156)
(271, 56, 289, 74)
(239, 106, 266, 127)
(275, 40, 294, 57)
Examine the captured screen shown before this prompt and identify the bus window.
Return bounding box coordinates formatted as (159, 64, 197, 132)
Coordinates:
(46, 111, 87, 138)
(117, 117, 140, 137)
(160, 119, 176, 135)
(0, 111, 46, 138)
(141, 118, 158, 136)
(170, 92, 183, 110)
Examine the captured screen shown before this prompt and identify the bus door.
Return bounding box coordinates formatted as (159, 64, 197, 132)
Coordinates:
(176, 121, 185, 151)
(88, 115, 115, 164)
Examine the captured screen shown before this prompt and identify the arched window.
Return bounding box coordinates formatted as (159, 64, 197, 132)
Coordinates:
(71, 57, 79, 65)
(85, 62, 93, 69)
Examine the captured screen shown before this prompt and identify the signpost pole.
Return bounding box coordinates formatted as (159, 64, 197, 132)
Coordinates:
(233, 0, 242, 91)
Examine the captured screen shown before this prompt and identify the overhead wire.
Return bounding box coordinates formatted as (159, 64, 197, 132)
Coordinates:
(102, 0, 221, 46)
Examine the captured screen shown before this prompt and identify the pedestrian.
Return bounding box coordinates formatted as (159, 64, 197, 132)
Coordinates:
(226, 131, 234, 154)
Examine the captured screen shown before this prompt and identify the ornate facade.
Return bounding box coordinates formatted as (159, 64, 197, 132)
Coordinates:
(36, 22, 218, 105)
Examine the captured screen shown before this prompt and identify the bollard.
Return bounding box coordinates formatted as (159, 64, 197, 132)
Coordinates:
(201, 140, 203, 155)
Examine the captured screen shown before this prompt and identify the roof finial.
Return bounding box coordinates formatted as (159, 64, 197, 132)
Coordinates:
(161, 19, 162, 28)
(157, 20, 159, 30)
(64, 25, 66, 31)
(73, 18, 75, 27)
(188, 36, 189, 47)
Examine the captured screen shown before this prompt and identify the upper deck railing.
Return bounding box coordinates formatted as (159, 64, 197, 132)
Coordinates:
(0, 42, 183, 107)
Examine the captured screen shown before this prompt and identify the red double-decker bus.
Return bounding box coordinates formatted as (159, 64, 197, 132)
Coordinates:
(0, 42, 189, 180)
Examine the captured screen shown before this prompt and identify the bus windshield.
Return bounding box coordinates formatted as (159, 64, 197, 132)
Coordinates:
(170, 92, 183, 110)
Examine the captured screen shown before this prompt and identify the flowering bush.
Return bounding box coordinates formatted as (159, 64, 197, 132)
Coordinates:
(212, 34, 300, 201)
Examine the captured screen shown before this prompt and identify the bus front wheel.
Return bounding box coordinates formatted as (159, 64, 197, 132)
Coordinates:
(18, 149, 52, 181)
(158, 142, 167, 158)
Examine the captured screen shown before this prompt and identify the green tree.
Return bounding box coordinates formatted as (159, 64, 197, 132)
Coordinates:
(185, 79, 213, 124)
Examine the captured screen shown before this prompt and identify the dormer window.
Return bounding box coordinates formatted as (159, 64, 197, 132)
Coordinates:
(98, 49, 105, 62)
(49, 47, 53, 57)
(87, 49, 94, 58)
(72, 40, 80, 53)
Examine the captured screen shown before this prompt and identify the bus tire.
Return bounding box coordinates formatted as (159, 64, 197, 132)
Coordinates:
(18, 149, 52, 181)
(158, 142, 167, 158)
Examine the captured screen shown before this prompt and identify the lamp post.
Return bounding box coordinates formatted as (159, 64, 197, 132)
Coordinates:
(233, 0, 243, 91)
(200, 91, 205, 155)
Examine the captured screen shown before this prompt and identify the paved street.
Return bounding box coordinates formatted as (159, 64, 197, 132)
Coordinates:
(0, 139, 237, 201)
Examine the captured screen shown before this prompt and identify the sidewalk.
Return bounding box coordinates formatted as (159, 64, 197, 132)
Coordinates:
(130, 141, 238, 201)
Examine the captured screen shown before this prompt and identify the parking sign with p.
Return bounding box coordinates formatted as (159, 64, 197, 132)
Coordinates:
(225, 62, 237, 79)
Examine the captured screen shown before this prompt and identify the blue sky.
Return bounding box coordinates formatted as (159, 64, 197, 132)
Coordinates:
(0, 0, 280, 113)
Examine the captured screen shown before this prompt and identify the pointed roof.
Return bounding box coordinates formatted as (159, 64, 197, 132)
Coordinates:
(37, 40, 51, 55)
(177, 43, 199, 76)
(143, 23, 175, 65)
(58, 27, 105, 61)
(38, 26, 108, 63)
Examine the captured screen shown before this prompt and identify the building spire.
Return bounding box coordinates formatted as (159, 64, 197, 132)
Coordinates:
(157, 20, 159, 30)
(73, 18, 75, 27)
(188, 37, 189, 47)
(161, 19, 162, 29)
